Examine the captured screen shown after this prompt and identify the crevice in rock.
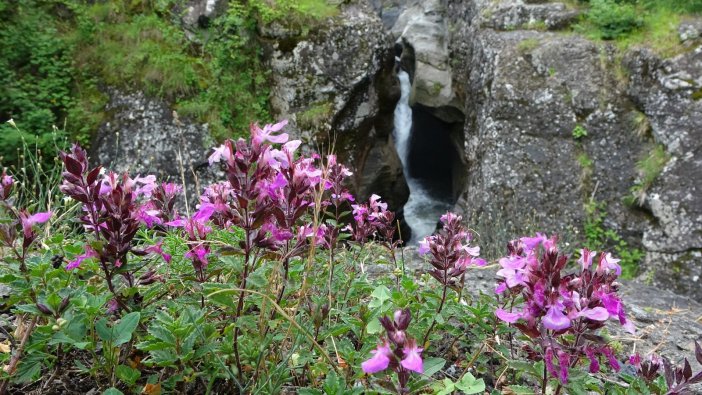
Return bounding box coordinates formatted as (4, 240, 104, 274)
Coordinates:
(407, 104, 465, 202)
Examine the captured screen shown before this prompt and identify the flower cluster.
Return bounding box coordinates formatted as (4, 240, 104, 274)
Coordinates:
(346, 194, 397, 245)
(418, 212, 485, 287)
(1, 168, 12, 201)
(0, 168, 52, 270)
(362, 309, 423, 394)
(628, 342, 702, 394)
(494, 234, 635, 383)
(59, 145, 171, 312)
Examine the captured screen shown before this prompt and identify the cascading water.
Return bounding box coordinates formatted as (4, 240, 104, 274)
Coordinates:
(393, 70, 453, 244)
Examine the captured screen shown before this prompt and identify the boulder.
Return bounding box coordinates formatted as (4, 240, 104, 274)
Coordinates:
(93, 89, 216, 207)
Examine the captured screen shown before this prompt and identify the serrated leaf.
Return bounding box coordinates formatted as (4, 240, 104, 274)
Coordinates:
(368, 285, 391, 309)
(116, 364, 141, 385)
(366, 318, 382, 334)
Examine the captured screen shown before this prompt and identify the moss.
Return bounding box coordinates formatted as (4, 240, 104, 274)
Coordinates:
(691, 88, 702, 101)
(297, 101, 334, 131)
(517, 38, 540, 53)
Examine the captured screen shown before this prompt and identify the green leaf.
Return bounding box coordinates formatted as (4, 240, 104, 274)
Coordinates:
(95, 318, 113, 343)
(113, 312, 140, 346)
(103, 388, 124, 395)
(366, 318, 382, 334)
(455, 372, 486, 394)
(368, 285, 391, 309)
(434, 378, 455, 395)
(116, 364, 141, 385)
(506, 385, 536, 394)
(422, 357, 446, 378)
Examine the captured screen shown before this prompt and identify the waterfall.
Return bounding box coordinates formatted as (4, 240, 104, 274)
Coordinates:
(394, 71, 412, 169)
(393, 70, 453, 244)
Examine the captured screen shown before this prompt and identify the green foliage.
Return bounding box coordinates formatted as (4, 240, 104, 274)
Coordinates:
(583, 200, 644, 279)
(586, 0, 643, 40)
(0, 0, 75, 163)
(572, 124, 589, 139)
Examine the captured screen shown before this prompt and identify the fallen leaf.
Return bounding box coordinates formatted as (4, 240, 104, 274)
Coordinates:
(0, 341, 10, 353)
(142, 383, 161, 395)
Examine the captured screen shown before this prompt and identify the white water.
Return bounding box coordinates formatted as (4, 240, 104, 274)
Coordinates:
(393, 71, 453, 244)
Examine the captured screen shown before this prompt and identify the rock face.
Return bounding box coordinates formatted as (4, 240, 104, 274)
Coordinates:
(93, 89, 215, 207)
(434, 0, 702, 300)
(263, 1, 409, 211)
(443, 0, 651, 252)
(625, 48, 702, 298)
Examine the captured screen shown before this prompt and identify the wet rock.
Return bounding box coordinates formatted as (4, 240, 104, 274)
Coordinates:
(264, 1, 409, 210)
(180, 0, 227, 32)
(391, 0, 460, 118)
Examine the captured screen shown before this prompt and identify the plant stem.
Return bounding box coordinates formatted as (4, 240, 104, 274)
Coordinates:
(0, 316, 38, 394)
(422, 278, 449, 346)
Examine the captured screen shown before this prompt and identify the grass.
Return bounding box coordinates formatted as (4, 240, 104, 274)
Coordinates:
(573, 2, 692, 57)
(70, 12, 205, 99)
(629, 144, 669, 206)
(517, 38, 540, 53)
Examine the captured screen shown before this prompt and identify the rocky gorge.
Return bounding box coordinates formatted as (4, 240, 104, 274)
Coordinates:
(91, 0, 702, 361)
(97, 0, 702, 301)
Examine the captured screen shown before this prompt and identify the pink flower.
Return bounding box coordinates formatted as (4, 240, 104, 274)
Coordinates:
(251, 120, 289, 146)
(66, 246, 98, 270)
(145, 242, 171, 264)
(520, 233, 547, 251)
(20, 211, 52, 239)
(578, 307, 609, 321)
(578, 248, 597, 271)
(417, 237, 431, 255)
(543, 305, 571, 331)
(361, 342, 392, 374)
(134, 175, 157, 197)
(495, 308, 523, 323)
(598, 252, 621, 276)
(208, 144, 230, 165)
(400, 339, 423, 374)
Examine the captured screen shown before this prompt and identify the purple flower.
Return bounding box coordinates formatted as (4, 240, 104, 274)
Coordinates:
(66, 246, 99, 270)
(495, 308, 523, 323)
(251, 120, 289, 147)
(578, 248, 596, 271)
(208, 144, 230, 165)
(0, 169, 12, 200)
(543, 305, 571, 331)
(361, 342, 392, 374)
(598, 252, 622, 276)
(400, 339, 423, 374)
(578, 307, 609, 321)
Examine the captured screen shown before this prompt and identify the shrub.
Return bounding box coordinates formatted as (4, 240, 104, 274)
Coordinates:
(587, 0, 644, 39)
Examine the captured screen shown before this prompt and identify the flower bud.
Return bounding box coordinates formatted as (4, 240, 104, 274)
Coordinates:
(59, 296, 70, 314)
(36, 303, 53, 316)
(56, 318, 67, 327)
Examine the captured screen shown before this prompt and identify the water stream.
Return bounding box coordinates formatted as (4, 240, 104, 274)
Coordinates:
(393, 70, 453, 244)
